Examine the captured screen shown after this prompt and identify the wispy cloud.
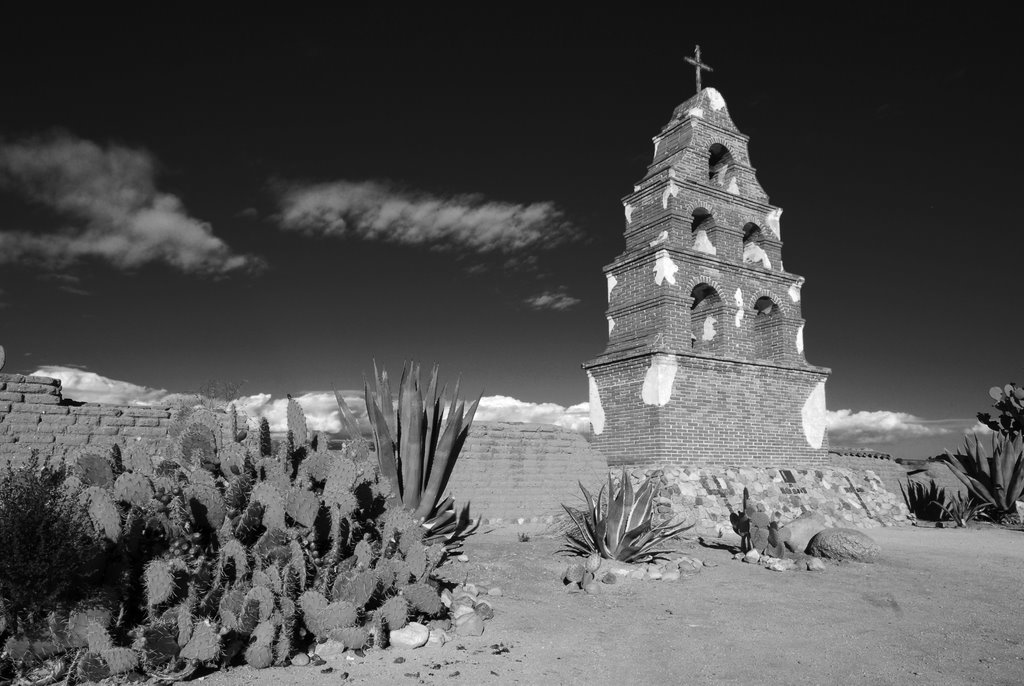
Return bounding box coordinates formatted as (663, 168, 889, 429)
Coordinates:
(524, 289, 580, 311)
(276, 180, 582, 256)
(0, 132, 258, 274)
(826, 409, 969, 445)
(34, 365, 173, 406)
(475, 395, 591, 432)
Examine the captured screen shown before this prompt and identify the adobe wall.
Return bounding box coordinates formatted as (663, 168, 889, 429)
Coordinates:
(0, 373, 173, 469)
(451, 422, 608, 525)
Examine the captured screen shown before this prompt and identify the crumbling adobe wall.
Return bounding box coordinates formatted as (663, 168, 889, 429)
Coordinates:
(0, 372, 173, 469)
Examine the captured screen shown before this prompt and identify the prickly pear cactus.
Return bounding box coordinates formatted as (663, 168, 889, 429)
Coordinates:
(286, 397, 308, 451)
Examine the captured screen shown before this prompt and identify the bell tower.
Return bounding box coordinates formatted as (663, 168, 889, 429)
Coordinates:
(583, 84, 831, 468)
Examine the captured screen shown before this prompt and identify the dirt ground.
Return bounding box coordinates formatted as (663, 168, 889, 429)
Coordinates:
(198, 524, 1024, 686)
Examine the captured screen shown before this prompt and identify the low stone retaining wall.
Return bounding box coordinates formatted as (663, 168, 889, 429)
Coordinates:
(622, 464, 911, 535)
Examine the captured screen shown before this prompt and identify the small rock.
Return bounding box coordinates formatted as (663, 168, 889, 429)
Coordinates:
(454, 612, 485, 637)
(601, 572, 617, 585)
(629, 569, 645, 580)
(290, 653, 310, 666)
(645, 569, 663, 581)
(806, 558, 827, 572)
(457, 554, 469, 563)
(452, 604, 476, 620)
(474, 601, 494, 620)
(426, 629, 448, 648)
(390, 622, 430, 649)
(733, 552, 746, 561)
(702, 560, 718, 568)
(743, 549, 761, 564)
(310, 655, 326, 666)
(676, 557, 703, 573)
(583, 581, 601, 594)
(780, 512, 830, 554)
(440, 589, 453, 608)
(393, 657, 405, 664)
(463, 583, 479, 597)
(487, 586, 503, 597)
(661, 569, 681, 582)
(313, 640, 348, 660)
(765, 558, 797, 572)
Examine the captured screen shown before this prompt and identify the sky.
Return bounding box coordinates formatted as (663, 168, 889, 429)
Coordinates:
(1, 7, 1021, 459)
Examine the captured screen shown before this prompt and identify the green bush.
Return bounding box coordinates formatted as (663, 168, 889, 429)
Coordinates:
(0, 455, 104, 634)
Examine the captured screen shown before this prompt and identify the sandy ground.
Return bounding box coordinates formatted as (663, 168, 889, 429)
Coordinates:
(196, 524, 1024, 686)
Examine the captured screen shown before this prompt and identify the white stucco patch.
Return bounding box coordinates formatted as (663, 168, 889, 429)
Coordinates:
(649, 230, 668, 247)
(606, 273, 617, 302)
(788, 277, 804, 303)
(661, 180, 679, 209)
(688, 107, 704, 118)
(641, 355, 677, 407)
(588, 372, 605, 435)
(733, 288, 744, 327)
(624, 203, 634, 224)
(653, 249, 678, 286)
(796, 324, 805, 354)
(726, 178, 740, 195)
(801, 381, 828, 449)
(607, 316, 615, 335)
(702, 316, 717, 341)
(692, 230, 716, 255)
(743, 242, 771, 269)
(765, 208, 783, 238)
(706, 87, 726, 111)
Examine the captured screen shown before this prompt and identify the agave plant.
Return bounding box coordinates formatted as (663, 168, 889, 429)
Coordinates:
(936, 432, 1024, 517)
(562, 469, 693, 563)
(933, 492, 993, 528)
(336, 362, 479, 550)
(899, 478, 947, 521)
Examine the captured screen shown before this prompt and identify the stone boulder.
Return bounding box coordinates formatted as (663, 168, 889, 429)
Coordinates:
(780, 512, 830, 554)
(806, 528, 880, 563)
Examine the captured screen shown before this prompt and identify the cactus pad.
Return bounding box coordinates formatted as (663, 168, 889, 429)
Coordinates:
(219, 539, 249, 582)
(285, 487, 320, 529)
(224, 472, 254, 511)
(101, 647, 139, 674)
(219, 442, 248, 477)
(75, 452, 115, 488)
(404, 540, 427, 578)
(334, 570, 378, 609)
(287, 397, 308, 449)
(85, 622, 113, 653)
(218, 589, 246, 631)
(251, 482, 286, 531)
(244, 621, 277, 669)
(330, 626, 369, 650)
(180, 620, 221, 662)
(403, 582, 442, 616)
(298, 451, 331, 483)
(245, 585, 277, 623)
(80, 486, 121, 541)
(380, 595, 409, 630)
(354, 538, 375, 569)
(113, 471, 154, 508)
(145, 559, 178, 607)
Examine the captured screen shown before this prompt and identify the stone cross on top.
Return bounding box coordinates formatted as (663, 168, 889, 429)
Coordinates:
(685, 44, 713, 93)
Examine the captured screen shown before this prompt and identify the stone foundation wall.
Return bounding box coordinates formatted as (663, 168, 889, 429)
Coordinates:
(623, 464, 911, 535)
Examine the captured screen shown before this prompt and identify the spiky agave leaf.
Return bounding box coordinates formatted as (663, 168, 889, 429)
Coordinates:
(938, 432, 1024, 514)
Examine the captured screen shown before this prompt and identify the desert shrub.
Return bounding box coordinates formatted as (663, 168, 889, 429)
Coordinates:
(0, 455, 104, 634)
(562, 468, 693, 563)
(899, 478, 948, 521)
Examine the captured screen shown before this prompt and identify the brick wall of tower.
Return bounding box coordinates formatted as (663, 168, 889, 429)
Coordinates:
(588, 354, 829, 468)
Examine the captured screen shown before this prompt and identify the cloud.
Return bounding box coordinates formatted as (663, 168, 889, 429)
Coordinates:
(524, 289, 580, 311)
(0, 132, 258, 274)
(475, 396, 591, 432)
(34, 365, 174, 406)
(826, 409, 968, 445)
(276, 180, 582, 256)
